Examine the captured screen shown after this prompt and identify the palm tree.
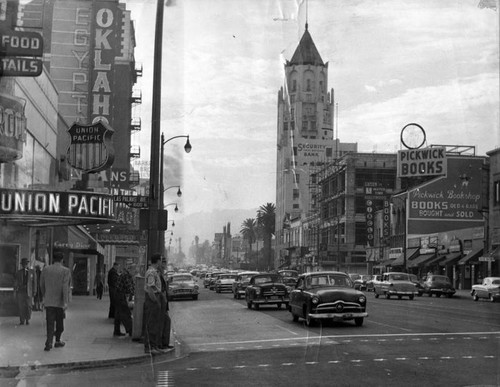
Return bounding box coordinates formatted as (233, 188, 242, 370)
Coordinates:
(240, 218, 257, 266)
(257, 203, 276, 270)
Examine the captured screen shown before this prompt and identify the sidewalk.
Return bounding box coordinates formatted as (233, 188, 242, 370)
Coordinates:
(0, 295, 176, 377)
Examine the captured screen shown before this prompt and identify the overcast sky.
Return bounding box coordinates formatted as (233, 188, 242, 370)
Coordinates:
(126, 0, 499, 244)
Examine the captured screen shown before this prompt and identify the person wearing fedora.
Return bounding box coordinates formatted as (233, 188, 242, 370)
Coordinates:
(13, 258, 36, 325)
(40, 252, 71, 351)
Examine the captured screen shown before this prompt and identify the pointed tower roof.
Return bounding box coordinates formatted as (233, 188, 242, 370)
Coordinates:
(288, 24, 325, 66)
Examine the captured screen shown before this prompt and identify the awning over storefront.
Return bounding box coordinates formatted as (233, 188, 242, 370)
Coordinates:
(458, 247, 483, 265)
(53, 226, 105, 255)
(407, 253, 436, 269)
(439, 252, 462, 267)
(391, 248, 419, 267)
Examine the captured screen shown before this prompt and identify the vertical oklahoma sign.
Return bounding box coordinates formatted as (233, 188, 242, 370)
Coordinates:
(89, 2, 121, 125)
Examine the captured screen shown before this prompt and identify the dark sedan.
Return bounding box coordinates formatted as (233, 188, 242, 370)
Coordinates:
(288, 271, 368, 327)
(245, 273, 289, 310)
(421, 275, 456, 298)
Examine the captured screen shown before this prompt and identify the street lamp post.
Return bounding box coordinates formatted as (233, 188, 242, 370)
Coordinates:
(164, 185, 182, 197)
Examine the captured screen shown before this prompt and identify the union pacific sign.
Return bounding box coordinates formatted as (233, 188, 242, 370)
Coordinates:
(0, 188, 115, 222)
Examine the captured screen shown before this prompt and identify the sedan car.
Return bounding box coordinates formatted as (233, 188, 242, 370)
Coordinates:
(278, 270, 299, 288)
(232, 271, 259, 299)
(471, 277, 500, 302)
(374, 272, 418, 300)
(421, 274, 456, 298)
(167, 273, 199, 301)
(366, 275, 382, 292)
(288, 271, 367, 326)
(245, 273, 289, 310)
(215, 273, 238, 293)
(353, 275, 372, 291)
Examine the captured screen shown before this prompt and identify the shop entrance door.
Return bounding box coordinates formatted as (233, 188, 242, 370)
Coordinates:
(72, 257, 89, 295)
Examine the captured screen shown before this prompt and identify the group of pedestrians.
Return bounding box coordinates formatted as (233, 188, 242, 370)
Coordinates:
(107, 255, 172, 355)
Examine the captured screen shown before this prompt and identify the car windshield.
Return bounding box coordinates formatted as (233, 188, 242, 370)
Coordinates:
(253, 275, 281, 284)
(219, 275, 237, 280)
(490, 279, 500, 285)
(431, 276, 450, 283)
(388, 274, 410, 281)
(172, 276, 193, 282)
(280, 271, 298, 278)
(239, 275, 254, 281)
(307, 274, 351, 288)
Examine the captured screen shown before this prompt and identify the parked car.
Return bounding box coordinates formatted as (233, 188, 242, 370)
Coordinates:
(167, 273, 199, 301)
(232, 271, 259, 299)
(373, 272, 418, 300)
(353, 275, 372, 291)
(215, 273, 238, 293)
(348, 273, 361, 286)
(409, 274, 425, 296)
(421, 274, 456, 298)
(471, 277, 500, 302)
(278, 270, 299, 288)
(208, 271, 225, 290)
(288, 271, 367, 326)
(245, 273, 289, 310)
(366, 275, 382, 292)
(203, 272, 214, 288)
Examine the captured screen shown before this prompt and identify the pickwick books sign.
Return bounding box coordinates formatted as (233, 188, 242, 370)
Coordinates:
(67, 121, 115, 173)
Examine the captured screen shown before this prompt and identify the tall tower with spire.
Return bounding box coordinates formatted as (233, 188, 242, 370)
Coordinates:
(275, 23, 356, 268)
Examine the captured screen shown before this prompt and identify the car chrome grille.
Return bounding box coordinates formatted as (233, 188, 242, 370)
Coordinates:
(314, 301, 363, 314)
(173, 289, 192, 293)
(262, 287, 286, 297)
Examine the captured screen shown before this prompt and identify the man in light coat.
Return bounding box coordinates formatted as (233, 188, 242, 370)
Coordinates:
(40, 251, 71, 351)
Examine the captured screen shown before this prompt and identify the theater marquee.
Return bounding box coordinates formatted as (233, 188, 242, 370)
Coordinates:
(0, 188, 115, 223)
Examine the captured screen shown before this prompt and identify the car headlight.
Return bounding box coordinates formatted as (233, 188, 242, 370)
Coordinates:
(358, 296, 366, 304)
(311, 296, 320, 304)
(194, 285, 199, 290)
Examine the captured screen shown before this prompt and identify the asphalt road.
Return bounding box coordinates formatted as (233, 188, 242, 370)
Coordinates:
(4, 284, 500, 387)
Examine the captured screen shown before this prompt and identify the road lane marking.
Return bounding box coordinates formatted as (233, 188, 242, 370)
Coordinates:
(192, 331, 500, 347)
(274, 324, 300, 335)
(367, 320, 413, 331)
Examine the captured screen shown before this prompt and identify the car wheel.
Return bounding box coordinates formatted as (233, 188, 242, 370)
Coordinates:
(374, 292, 379, 298)
(472, 291, 479, 301)
(276, 303, 282, 309)
(292, 313, 299, 322)
(398, 295, 402, 300)
(489, 294, 495, 303)
(409, 295, 414, 300)
(192, 295, 198, 301)
(354, 317, 364, 327)
(236, 293, 241, 300)
(447, 294, 453, 298)
(436, 293, 441, 298)
(254, 303, 260, 310)
(233, 292, 237, 298)
(385, 292, 390, 299)
(428, 293, 433, 297)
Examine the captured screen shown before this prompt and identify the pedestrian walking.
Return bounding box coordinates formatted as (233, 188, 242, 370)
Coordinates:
(143, 253, 163, 355)
(95, 271, 104, 300)
(33, 265, 43, 311)
(159, 258, 173, 350)
(40, 252, 71, 352)
(13, 258, 36, 325)
(113, 264, 134, 337)
(107, 262, 120, 318)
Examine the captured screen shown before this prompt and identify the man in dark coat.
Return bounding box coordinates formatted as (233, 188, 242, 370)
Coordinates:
(113, 264, 134, 336)
(107, 262, 120, 318)
(159, 258, 173, 349)
(14, 258, 36, 325)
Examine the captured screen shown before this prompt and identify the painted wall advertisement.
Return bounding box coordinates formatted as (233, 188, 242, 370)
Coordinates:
(408, 156, 485, 234)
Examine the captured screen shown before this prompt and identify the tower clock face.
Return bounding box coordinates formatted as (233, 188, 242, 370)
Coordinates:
(400, 123, 426, 149)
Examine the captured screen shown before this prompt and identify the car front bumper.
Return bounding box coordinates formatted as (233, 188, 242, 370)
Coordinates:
(309, 311, 368, 321)
(387, 290, 418, 296)
(252, 297, 289, 304)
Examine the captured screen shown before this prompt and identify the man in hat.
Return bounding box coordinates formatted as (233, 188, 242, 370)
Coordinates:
(14, 258, 36, 325)
(40, 251, 71, 351)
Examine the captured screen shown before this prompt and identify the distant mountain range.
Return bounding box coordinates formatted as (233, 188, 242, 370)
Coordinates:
(175, 208, 259, 247)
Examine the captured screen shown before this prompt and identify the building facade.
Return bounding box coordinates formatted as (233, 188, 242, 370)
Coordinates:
(275, 23, 357, 269)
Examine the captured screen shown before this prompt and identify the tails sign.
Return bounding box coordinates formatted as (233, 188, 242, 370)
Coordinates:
(67, 121, 115, 173)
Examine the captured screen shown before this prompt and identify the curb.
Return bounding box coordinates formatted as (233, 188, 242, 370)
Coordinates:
(0, 348, 175, 378)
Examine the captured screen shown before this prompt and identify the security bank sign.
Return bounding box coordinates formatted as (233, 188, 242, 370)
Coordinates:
(397, 146, 447, 178)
